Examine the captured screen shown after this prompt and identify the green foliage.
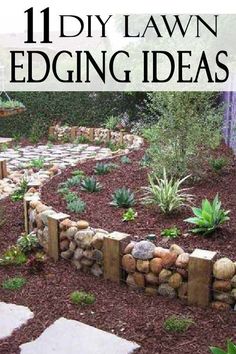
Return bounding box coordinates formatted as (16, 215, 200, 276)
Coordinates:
(10, 178, 28, 202)
(74, 135, 91, 144)
(64, 175, 83, 188)
(161, 227, 181, 238)
(0, 143, 9, 152)
(2, 277, 27, 291)
(120, 155, 131, 164)
(106, 141, 126, 152)
(111, 187, 135, 208)
(94, 162, 113, 175)
(64, 192, 79, 203)
(210, 341, 236, 354)
(57, 185, 70, 195)
(28, 157, 45, 169)
(141, 169, 193, 214)
(122, 208, 137, 221)
(143, 92, 223, 178)
(70, 291, 96, 305)
(210, 157, 229, 173)
(71, 169, 85, 178)
(163, 315, 194, 333)
(0, 99, 25, 109)
(185, 194, 230, 235)
(17, 233, 39, 253)
(0, 246, 27, 266)
(139, 153, 151, 168)
(104, 115, 120, 130)
(67, 198, 86, 213)
(81, 177, 102, 193)
(26, 252, 46, 274)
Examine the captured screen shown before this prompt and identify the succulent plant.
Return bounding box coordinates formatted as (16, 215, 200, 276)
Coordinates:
(110, 187, 135, 208)
(67, 198, 86, 213)
(94, 162, 112, 175)
(81, 177, 102, 193)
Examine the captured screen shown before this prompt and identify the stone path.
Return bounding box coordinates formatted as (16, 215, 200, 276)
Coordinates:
(0, 302, 34, 340)
(0, 143, 113, 199)
(20, 317, 140, 354)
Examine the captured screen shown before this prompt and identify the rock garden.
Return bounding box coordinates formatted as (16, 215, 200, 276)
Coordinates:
(0, 91, 236, 354)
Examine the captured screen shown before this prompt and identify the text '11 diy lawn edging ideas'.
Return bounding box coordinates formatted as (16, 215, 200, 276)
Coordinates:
(23, 188, 236, 312)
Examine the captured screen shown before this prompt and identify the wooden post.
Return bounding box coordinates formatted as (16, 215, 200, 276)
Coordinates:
(119, 132, 124, 145)
(23, 194, 40, 234)
(0, 159, 7, 179)
(49, 126, 56, 137)
(188, 249, 217, 307)
(71, 126, 78, 140)
(106, 130, 111, 143)
(47, 213, 70, 262)
(103, 231, 130, 283)
(89, 128, 94, 142)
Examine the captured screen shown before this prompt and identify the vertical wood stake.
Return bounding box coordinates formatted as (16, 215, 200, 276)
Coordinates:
(47, 213, 70, 262)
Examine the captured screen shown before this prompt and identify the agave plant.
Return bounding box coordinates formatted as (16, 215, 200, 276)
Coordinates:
(141, 169, 193, 213)
(210, 340, 236, 354)
(110, 187, 135, 208)
(94, 163, 112, 175)
(81, 177, 102, 193)
(67, 198, 86, 213)
(185, 194, 230, 235)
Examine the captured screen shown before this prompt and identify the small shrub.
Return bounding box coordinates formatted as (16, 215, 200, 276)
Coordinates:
(210, 340, 236, 354)
(63, 175, 82, 188)
(141, 169, 193, 214)
(70, 291, 96, 305)
(81, 177, 102, 193)
(106, 141, 126, 152)
(0, 246, 27, 266)
(2, 277, 26, 291)
(57, 185, 70, 195)
(161, 227, 181, 238)
(11, 178, 28, 202)
(110, 188, 135, 208)
(26, 252, 46, 274)
(210, 157, 228, 173)
(120, 155, 131, 164)
(104, 115, 120, 130)
(185, 194, 230, 235)
(122, 208, 137, 221)
(139, 153, 151, 168)
(163, 315, 194, 333)
(74, 135, 91, 144)
(64, 192, 78, 203)
(48, 134, 57, 143)
(94, 162, 112, 175)
(71, 169, 85, 178)
(17, 233, 39, 253)
(67, 198, 86, 213)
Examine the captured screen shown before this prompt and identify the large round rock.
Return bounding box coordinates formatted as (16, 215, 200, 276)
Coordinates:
(132, 241, 155, 260)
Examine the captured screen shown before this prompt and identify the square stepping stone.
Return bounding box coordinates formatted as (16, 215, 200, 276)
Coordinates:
(20, 317, 140, 354)
(0, 302, 34, 339)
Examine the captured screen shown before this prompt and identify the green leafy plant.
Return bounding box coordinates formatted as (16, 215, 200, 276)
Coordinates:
(67, 198, 86, 213)
(122, 208, 137, 221)
(28, 157, 45, 169)
(74, 135, 91, 144)
(64, 192, 78, 203)
(10, 178, 28, 202)
(210, 340, 236, 354)
(161, 227, 181, 238)
(0, 246, 27, 266)
(120, 155, 131, 164)
(0, 143, 9, 152)
(2, 277, 27, 291)
(57, 185, 70, 195)
(141, 169, 193, 214)
(163, 315, 194, 333)
(104, 115, 120, 130)
(106, 141, 126, 152)
(71, 169, 85, 178)
(70, 291, 96, 305)
(26, 252, 46, 274)
(210, 157, 229, 173)
(185, 194, 230, 235)
(81, 177, 102, 193)
(17, 233, 39, 253)
(94, 162, 112, 175)
(110, 187, 135, 208)
(64, 175, 83, 188)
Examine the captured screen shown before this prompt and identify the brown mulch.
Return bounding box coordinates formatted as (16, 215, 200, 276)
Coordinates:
(41, 143, 236, 259)
(0, 143, 236, 353)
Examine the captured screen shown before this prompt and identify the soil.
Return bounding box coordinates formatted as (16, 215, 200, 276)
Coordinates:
(0, 142, 236, 354)
(41, 142, 236, 259)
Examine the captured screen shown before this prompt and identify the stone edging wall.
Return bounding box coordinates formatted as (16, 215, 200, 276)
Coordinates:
(24, 189, 236, 311)
(49, 125, 143, 150)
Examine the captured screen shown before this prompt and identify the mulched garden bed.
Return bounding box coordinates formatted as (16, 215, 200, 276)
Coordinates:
(41, 142, 236, 259)
(0, 199, 236, 354)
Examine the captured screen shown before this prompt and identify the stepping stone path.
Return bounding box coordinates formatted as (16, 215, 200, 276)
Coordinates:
(0, 302, 34, 340)
(20, 317, 140, 354)
(0, 143, 113, 199)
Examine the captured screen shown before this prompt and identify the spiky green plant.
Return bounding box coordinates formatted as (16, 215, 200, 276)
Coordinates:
(67, 198, 86, 213)
(2, 277, 26, 291)
(110, 188, 135, 208)
(81, 177, 102, 193)
(185, 194, 230, 235)
(141, 169, 193, 214)
(163, 315, 194, 333)
(122, 208, 137, 221)
(120, 156, 131, 164)
(210, 340, 236, 354)
(161, 227, 181, 238)
(94, 163, 112, 175)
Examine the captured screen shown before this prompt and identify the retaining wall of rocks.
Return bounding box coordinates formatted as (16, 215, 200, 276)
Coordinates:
(49, 125, 143, 150)
(24, 195, 236, 311)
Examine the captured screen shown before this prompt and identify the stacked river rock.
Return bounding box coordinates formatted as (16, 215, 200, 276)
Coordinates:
(212, 257, 236, 310)
(59, 219, 105, 277)
(122, 240, 190, 301)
